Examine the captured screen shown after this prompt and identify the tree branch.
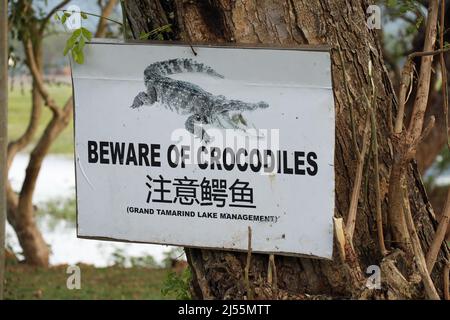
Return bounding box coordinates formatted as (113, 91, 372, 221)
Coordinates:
(24, 39, 60, 115)
(388, 0, 440, 253)
(345, 111, 371, 241)
(16, 0, 117, 225)
(439, 0, 449, 151)
(18, 99, 72, 214)
(426, 187, 450, 273)
(245, 226, 253, 300)
(6, 86, 43, 170)
(40, 0, 71, 34)
(408, 0, 440, 140)
(94, 0, 119, 37)
(402, 181, 440, 299)
(369, 99, 388, 256)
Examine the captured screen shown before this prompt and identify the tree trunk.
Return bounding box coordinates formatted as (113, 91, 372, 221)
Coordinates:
(6, 37, 50, 267)
(124, 0, 450, 299)
(6, 0, 118, 267)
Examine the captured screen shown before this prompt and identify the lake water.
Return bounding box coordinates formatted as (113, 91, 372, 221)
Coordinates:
(7, 153, 173, 267)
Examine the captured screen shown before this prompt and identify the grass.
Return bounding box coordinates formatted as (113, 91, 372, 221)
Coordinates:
(8, 84, 74, 154)
(5, 259, 176, 300)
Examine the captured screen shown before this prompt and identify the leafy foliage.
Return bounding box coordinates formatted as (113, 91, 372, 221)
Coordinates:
(384, 0, 425, 32)
(139, 24, 172, 40)
(9, 0, 40, 41)
(385, 0, 423, 17)
(110, 248, 159, 268)
(161, 268, 192, 300)
(54, 11, 92, 64)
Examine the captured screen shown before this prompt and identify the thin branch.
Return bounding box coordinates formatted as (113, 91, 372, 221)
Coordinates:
(387, 0, 440, 253)
(439, 0, 450, 151)
(120, 0, 129, 40)
(407, 0, 440, 141)
(40, 0, 71, 34)
(267, 254, 278, 299)
(365, 60, 388, 256)
(418, 115, 436, 143)
(345, 112, 371, 241)
(245, 226, 253, 300)
(61, 9, 123, 27)
(334, 217, 347, 261)
(367, 97, 388, 256)
(422, 1, 450, 274)
(402, 180, 440, 300)
(394, 60, 414, 133)
(408, 47, 450, 59)
(426, 187, 450, 273)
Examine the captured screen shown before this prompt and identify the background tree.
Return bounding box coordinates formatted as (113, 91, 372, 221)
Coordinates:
(381, 1, 450, 239)
(123, 0, 449, 299)
(6, 0, 118, 266)
(0, 0, 8, 301)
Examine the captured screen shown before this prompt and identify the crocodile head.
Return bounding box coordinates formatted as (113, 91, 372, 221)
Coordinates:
(211, 110, 249, 131)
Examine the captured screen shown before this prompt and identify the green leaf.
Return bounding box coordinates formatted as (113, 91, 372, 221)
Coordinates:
(76, 50, 85, 64)
(77, 37, 86, 52)
(63, 33, 78, 56)
(67, 32, 79, 45)
(415, 16, 423, 29)
(63, 44, 71, 56)
(71, 46, 84, 64)
(73, 28, 82, 37)
(81, 12, 88, 19)
(139, 32, 150, 40)
(72, 50, 80, 64)
(387, 0, 397, 8)
(61, 14, 67, 24)
(81, 27, 92, 41)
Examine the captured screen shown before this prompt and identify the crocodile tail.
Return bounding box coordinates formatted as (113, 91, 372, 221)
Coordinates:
(144, 58, 224, 79)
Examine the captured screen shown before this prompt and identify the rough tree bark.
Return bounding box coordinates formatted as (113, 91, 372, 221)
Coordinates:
(124, 0, 450, 299)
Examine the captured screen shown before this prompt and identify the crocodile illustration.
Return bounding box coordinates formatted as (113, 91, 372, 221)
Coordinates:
(130, 58, 269, 143)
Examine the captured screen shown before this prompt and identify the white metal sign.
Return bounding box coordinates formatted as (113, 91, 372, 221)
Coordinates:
(72, 41, 335, 259)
